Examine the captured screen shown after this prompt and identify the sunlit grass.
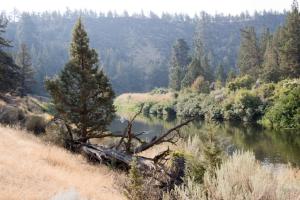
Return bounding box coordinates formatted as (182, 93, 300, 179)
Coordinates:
(0, 126, 124, 200)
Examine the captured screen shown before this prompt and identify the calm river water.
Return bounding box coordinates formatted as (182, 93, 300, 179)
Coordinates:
(109, 115, 300, 166)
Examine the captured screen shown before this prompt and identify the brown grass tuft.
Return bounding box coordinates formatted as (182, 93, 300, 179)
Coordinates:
(0, 126, 124, 200)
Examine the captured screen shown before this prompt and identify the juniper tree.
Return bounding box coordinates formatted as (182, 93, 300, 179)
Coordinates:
(15, 43, 35, 96)
(46, 18, 115, 141)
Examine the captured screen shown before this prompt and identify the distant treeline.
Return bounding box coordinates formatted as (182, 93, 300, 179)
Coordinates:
(3, 9, 286, 95)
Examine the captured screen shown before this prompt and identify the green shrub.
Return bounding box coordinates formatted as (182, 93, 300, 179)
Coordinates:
(263, 84, 300, 129)
(0, 105, 25, 124)
(227, 75, 255, 91)
(124, 157, 144, 200)
(25, 115, 47, 134)
(223, 90, 264, 122)
(191, 76, 210, 94)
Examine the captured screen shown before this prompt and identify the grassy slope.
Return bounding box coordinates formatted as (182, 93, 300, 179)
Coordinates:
(0, 126, 124, 200)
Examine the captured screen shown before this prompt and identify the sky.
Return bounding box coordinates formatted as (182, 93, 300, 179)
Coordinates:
(1, 0, 292, 16)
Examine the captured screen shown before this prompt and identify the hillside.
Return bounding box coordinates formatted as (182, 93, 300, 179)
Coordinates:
(0, 126, 124, 200)
(4, 11, 285, 94)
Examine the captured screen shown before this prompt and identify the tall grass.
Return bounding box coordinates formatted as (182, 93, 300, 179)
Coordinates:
(0, 126, 124, 200)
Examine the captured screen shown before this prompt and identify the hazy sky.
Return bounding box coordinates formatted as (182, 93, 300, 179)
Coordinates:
(2, 0, 292, 16)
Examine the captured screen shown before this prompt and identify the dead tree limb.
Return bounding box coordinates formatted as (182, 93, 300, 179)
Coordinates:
(133, 118, 195, 153)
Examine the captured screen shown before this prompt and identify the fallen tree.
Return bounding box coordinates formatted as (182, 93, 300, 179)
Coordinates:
(54, 106, 195, 187)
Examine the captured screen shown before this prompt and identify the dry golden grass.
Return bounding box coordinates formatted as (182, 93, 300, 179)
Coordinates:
(116, 92, 173, 104)
(0, 126, 124, 200)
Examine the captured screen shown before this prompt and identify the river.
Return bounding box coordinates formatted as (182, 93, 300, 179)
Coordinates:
(109, 114, 300, 166)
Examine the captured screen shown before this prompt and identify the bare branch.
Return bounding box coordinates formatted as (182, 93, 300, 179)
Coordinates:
(134, 117, 195, 153)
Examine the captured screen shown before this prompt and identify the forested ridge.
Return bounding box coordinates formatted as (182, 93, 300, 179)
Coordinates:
(3, 10, 286, 94)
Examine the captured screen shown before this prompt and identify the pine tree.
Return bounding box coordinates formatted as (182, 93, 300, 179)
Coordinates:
(227, 68, 236, 82)
(15, 43, 35, 96)
(181, 58, 203, 88)
(0, 15, 21, 92)
(216, 63, 227, 83)
(168, 39, 190, 90)
(237, 26, 262, 77)
(278, 0, 300, 78)
(169, 65, 182, 91)
(259, 27, 271, 57)
(45, 18, 115, 141)
(261, 37, 281, 82)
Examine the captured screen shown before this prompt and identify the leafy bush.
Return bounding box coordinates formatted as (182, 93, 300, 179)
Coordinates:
(0, 105, 25, 124)
(176, 93, 204, 117)
(191, 76, 210, 94)
(223, 90, 264, 122)
(227, 75, 255, 91)
(25, 115, 47, 134)
(263, 83, 300, 129)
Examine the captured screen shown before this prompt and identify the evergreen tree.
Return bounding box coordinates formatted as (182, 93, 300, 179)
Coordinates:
(216, 63, 227, 83)
(15, 43, 35, 96)
(168, 39, 190, 90)
(0, 15, 20, 93)
(45, 18, 115, 141)
(181, 58, 203, 88)
(169, 65, 182, 91)
(237, 27, 262, 77)
(262, 37, 281, 82)
(227, 68, 236, 82)
(278, 0, 300, 78)
(259, 27, 271, 56)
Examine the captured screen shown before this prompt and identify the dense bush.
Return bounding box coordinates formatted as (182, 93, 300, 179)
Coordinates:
(25, 115, 47, 134)
(227, 75, 255, 91)
(263, 80, 300, 129)
(223, 90, 264, 122)
(176, 93, 204, 118)
(0, 105, 25, 124)
(191, 76, 210, 94)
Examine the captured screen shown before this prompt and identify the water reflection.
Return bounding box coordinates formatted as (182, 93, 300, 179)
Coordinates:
(109, 115, 300, 166)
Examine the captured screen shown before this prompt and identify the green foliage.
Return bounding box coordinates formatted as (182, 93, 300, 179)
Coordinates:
(124, 157, 144, 200)
(224, 90, 264, 122)
(15, 43, 35, 96)
(261, 37, 281, 82)
(25, 115, 47, 134)
(0, 15, 21, 93)
(176, 93, 204, 117)
(227, 75, 255, 91)
(45, 18, 115, 140)
(169, 39, 190, 91)
(277, 0, 300, 78)
(263, 79, 300, 129)
(191, 76, 210, 94)
(237, 26, 262, 77)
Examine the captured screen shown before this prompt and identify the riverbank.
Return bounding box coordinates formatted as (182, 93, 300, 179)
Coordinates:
(115, 78, 300, 129)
